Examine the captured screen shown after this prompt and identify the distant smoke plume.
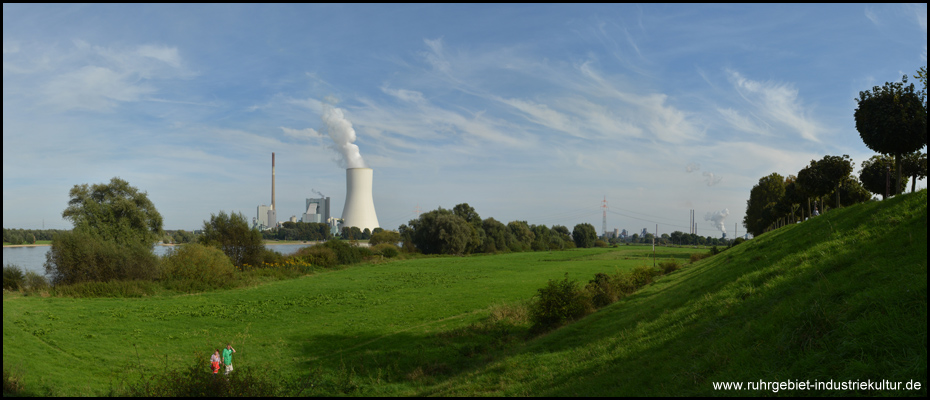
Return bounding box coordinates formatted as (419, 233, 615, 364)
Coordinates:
(312, 188, 325, 198)
(686, 162, 700, 173)
(703, 171, 722, 186)
(704, 208, 729, 234)
(321, 104, 367, 169)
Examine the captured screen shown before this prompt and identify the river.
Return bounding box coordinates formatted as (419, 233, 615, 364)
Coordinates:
(2, 243, 323, 276)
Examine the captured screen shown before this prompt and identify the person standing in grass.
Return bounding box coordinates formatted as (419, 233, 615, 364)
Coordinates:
(210, 349, 221, 375)
(222, 343, 236, 375)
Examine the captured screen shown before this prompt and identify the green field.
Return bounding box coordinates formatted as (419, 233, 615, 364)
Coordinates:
(4, 190, 927, 396)
(3, 244, 691, 396)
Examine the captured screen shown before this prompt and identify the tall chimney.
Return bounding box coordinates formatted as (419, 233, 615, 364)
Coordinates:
(341, 168, 380, 232)
(272, 152, 275, 211)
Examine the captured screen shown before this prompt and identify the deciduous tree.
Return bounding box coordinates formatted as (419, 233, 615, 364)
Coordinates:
(743, 173, 785, 236)
(62, 177, 163, 246)
(854, 76, 927, 196)
(572, 223, 597, 248)
(859, 155, 906, 199)
(199, 211, 264, 268)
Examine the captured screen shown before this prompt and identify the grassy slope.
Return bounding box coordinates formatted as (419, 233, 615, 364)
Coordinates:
(2, 245, 693, 396)
(3, 191, 925, 396)
(423, 190, 927, 396)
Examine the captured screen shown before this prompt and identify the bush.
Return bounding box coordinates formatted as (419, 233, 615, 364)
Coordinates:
(161, 243, 237, 292)
(45, 230, 160, 286)
(369, 230, 401, 247)
(529, 274, 594, 332)
(261, 247, 285, 265)
(585, 272, 620, 308)
(371, 243, 400, 258)
(658, 258, 681, 274)
(3, 264, 25, 290)
(293, 245, 338, 268)
(594, 239, 608, 248)
(321, 240, 371, 265)
(629, 265, 658, 288)
(23, 271, 49, 293)
(125, 354, 280, 396)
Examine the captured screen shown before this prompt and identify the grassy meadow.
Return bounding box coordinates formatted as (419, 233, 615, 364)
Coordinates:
(3, 189, 926, 396)
(3, 244, 692, 396)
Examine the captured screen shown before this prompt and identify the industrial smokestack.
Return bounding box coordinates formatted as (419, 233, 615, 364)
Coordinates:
(271, 152, 275, 211)
(267, 152, 277, 228)
(341, 168, 379, 232)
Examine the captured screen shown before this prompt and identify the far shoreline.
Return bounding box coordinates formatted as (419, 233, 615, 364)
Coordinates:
(4, 240, 364, 248)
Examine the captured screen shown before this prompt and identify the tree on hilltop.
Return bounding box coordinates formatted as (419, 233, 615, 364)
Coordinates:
(854, 75, 927, 196)
(796, 155, 854, 211)
(743, 173, 785, 237)
(859, 155, 907, 199)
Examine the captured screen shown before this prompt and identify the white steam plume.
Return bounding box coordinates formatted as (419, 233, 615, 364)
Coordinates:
(321, 104, 368, 169)
(703, 171, 722, 186)
(704, 208, 729, 234)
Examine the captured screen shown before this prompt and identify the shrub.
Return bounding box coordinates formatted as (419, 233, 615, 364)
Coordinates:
(529, 274, 593, 332)
(629, 265, 658, 288)
(371, 243, 400, 258)
(125, 354, 280, 396)
(3, 264, 25, 290)
(22, 271, 49, 293)
(585, 272, 619, 308)
(321, 240, 371, 265)
(612, 272, 638, 296)
(658, 258, 681, 274)
(294, 245, 338, 268)
(594, 239, 608, 248)
(369, 230, 401, 247)
(45, 231, 160, 285)
(262, 247, 285, 265)
(161, 243, 237, 292)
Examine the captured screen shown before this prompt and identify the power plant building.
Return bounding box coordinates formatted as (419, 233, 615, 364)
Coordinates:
(256, 205, 270, 229)
(302, 197, 331, 224)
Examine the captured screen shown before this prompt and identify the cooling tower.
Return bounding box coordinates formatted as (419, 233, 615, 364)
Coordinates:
(341, 168, 380, 232)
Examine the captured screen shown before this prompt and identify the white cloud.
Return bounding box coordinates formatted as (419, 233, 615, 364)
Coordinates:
(42, 65, 155, 111)
(280, 126, 319, 140)
(726, 69, 826, 143)
(717, 107, 771, 136)
(864, 8, 880, 26)
(702, 171, 722, 186)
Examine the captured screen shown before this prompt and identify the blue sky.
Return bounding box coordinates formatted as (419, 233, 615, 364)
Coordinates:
(3, 4, 927, 237)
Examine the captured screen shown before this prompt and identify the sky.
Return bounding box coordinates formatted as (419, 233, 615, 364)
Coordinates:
(3, 4, 927, 238)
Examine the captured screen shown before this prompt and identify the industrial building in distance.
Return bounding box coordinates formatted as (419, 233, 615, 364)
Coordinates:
(251, 152, 355, 236)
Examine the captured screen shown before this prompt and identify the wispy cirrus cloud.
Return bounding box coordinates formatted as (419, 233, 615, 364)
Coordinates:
(725, 69, 826, 143)
(6, 39, 190, 112)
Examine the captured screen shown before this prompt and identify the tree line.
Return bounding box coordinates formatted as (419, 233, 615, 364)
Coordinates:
(3, 228, 67, 244)
(398, 203, 599, 255)
(744, 66, 927, 237)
